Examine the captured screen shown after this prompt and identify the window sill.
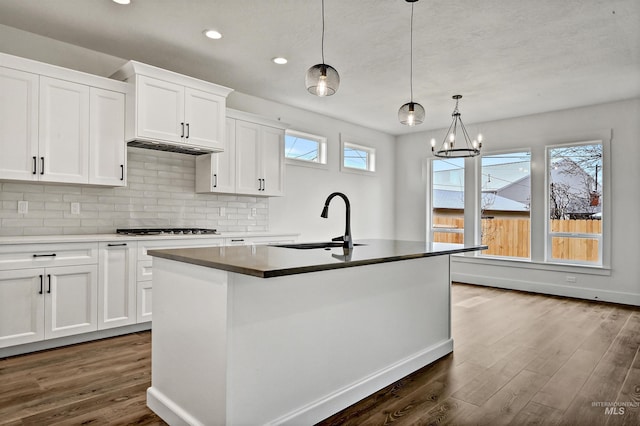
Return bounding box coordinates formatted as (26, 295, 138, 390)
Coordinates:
(285, 158, 328, 170)
(451, 253, 611, 276)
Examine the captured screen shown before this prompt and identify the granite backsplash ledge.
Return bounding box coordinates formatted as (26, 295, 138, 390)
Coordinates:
(0, 148, 268, 236)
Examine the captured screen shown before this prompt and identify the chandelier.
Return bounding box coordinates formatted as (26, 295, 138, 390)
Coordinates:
(430, 95, 483, 158)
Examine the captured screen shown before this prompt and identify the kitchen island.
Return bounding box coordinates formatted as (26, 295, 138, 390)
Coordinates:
(147, 239, 485, 425)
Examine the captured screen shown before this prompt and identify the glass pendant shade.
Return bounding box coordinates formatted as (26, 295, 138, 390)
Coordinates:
(306, 63, 340, 97)
(398, 102, 425, 126)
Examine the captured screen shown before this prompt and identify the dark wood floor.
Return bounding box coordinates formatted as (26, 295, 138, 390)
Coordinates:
(2, 283, 639, 425)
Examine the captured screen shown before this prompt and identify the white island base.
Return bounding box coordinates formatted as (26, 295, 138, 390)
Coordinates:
(149, 254, 452, 425)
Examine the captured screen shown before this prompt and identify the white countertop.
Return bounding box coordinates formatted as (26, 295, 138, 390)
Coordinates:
(0, 232, 298, 245)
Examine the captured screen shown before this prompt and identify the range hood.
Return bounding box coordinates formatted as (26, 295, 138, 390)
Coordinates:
(127, 140, 213, 155)
(110, 60, 233, 157)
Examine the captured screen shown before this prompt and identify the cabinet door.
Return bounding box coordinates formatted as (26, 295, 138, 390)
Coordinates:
(45, 264, 98, 339)
(0, 269, 44, 348)
(136, 75, 184, 143)
(39, 76, 90, 184)
(89, 88, 126, 186)
(0, 67, 39, 181)
(184, 87, 225, 151)
(213, 118, 236, 192)
(136, 280, 153, 323)
(235, 120, 262, 195)
(98, 242, 136, 330)
(260, 126, 285, 196)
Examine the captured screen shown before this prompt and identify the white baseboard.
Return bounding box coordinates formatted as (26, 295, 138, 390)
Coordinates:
(0, 322, 152, 358)
(147, 387, 205, 426)
(452, 272, 640, 306)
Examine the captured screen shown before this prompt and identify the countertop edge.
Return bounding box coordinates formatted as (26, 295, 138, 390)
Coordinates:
(148, 243, 488, 278)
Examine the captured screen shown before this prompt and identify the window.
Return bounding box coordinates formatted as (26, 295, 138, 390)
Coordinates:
(547, 141, 603, 265)
(431, 157, 465, 243)
(480, 151, 531, 258)
(284, 130, 327, 168)
(342, 141, 376, 173)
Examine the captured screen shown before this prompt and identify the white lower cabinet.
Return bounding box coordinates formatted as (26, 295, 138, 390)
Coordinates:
(0, 264, 97, 348)
(0, 269, 44, 348)
(98, 242, 137, 330)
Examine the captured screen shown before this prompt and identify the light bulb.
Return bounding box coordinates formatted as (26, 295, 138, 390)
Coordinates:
(478, 133, 483, 143)
(444, 142, 449, 151)
(472, 140, 478, 149)
(316, 75, 328, 97)
(430, 138, 436, 147)
(406, 111, 415, 126)
(449, 133, 455, 142)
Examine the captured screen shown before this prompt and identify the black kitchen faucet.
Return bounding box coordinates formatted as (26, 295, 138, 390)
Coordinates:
(320, 192, 353, 250)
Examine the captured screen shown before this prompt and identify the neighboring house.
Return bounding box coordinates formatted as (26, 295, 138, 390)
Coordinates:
(433, 158, 601, 218)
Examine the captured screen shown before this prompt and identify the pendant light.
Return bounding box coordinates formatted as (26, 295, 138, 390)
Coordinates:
(398, 0, 425, 126)
(430, 95, 483, 158)
(306, 0, 340, 96)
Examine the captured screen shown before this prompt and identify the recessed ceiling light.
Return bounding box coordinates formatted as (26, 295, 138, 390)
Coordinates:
(112, 0, 131, 4)
(272, 57, 288, 65)
(203, 30, 222, 40)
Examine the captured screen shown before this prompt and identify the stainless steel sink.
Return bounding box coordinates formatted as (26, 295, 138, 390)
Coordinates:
(273, 242, 366, 250)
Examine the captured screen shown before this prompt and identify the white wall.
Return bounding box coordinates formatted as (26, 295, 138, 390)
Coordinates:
(227, 92, 396, 241)
(396, 98, 640, 305)
(0, 24, 396, 242)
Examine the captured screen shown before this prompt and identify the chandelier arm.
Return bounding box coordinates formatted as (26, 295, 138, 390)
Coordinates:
(441, 118, 457, 147)
(458, 119, 474, 148)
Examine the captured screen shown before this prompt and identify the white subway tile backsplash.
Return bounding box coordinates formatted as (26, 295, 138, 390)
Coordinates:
(0, 147, 268, 234)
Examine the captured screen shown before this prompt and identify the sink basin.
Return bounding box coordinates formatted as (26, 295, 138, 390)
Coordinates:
(273, 242, 366, 250)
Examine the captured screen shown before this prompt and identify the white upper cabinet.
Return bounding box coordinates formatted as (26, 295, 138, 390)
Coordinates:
(0, 53, 128, 186)
(0, 67, 39, 181)
(235, 119, 285, 197)
(39, 76, 90, 184)
(89, 88, 126, 186)
(195, 118, 236, 194)
(111, 61, 233, 154)
(137, 76, 185, 143)
(196, 111, 286, 197)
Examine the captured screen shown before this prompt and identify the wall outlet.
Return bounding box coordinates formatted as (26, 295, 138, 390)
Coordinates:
(71, 202, 81, 215)
(18, 201, 28, 214)
(566, 276, 577, 283)
(251, 208, 257, 217)
(219, 207, 226, 216)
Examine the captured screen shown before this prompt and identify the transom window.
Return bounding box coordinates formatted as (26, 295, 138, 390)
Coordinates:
(342, 141, 376, 173)
(284, 130, 327, 167)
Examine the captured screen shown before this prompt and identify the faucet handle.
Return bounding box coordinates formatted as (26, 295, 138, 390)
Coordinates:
(331, 235, 344, 242)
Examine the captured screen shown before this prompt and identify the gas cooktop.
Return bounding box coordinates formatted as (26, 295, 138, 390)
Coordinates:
(116, 228, 218, 236)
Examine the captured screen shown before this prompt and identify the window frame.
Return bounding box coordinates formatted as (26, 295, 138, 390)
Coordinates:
(340, 139, 376, 175)
(478, 149, 532, 260)
(284, 129, 328, 170)
(428, 156, 466, 244)
(545, 140, 604, 266)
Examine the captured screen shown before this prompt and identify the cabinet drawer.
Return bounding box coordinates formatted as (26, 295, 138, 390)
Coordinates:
(0, 243, 98, 271)
(137, 260, 153, 282)
(137, 238, 224, 261)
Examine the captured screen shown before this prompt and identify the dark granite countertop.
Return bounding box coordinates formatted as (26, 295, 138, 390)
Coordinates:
(148, 239, 487, 278)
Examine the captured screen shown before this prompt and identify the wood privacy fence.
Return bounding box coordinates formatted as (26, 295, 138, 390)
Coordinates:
(433, 217, 601, 261)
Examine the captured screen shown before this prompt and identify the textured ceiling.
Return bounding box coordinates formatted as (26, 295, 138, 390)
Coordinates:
(0, 0, 638, 135)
